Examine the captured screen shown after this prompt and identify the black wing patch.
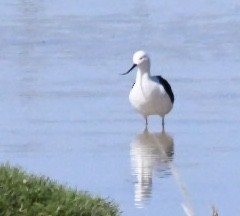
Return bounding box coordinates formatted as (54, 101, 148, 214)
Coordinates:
(156, 76, 174, 104)
(132, 82, 135, 88)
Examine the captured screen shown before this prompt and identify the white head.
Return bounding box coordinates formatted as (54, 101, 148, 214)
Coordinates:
(122, 50, 151, 75)
(133, 50, 150, 66)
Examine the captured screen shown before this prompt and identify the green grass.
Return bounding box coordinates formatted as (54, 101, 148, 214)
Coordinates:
(0, 164, 120, 216)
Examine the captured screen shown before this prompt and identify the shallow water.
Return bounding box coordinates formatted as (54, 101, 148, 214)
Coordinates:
(1, 1, 240, 215)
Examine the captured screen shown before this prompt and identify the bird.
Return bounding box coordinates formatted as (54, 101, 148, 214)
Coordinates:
(122, 50, 174, 129)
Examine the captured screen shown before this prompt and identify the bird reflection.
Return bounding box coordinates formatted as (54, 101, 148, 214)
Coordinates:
(130, 128, 174, 207)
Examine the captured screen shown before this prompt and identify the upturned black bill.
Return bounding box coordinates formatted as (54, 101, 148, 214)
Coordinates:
(121, 64, 137, 75)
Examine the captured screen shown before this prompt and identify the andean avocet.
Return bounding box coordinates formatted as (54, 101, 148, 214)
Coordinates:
(122, 50, 174, 128)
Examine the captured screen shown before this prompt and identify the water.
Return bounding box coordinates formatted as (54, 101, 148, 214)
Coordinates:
(1, 1, 240, 215)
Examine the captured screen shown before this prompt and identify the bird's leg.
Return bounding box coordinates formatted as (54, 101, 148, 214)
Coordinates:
(162, 116, 165, 131)
(145, 116, 148, 126)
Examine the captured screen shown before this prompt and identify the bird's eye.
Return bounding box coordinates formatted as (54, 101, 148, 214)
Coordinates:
(139, 57, 144, 60)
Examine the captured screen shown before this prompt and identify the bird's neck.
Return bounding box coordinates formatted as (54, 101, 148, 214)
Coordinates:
(138, 61, 150, 73)
(136, 69, 150, 84)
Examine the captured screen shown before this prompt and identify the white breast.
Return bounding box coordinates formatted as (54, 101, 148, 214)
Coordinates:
(129, 74, 173, 117)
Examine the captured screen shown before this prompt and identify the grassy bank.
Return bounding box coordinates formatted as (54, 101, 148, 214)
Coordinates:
(0, 164, 120, 216)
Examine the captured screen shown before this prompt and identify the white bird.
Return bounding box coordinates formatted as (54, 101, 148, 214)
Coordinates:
(122, 50, 174, 128)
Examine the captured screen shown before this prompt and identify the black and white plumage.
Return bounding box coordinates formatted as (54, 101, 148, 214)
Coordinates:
(122, 50, 174, 128)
